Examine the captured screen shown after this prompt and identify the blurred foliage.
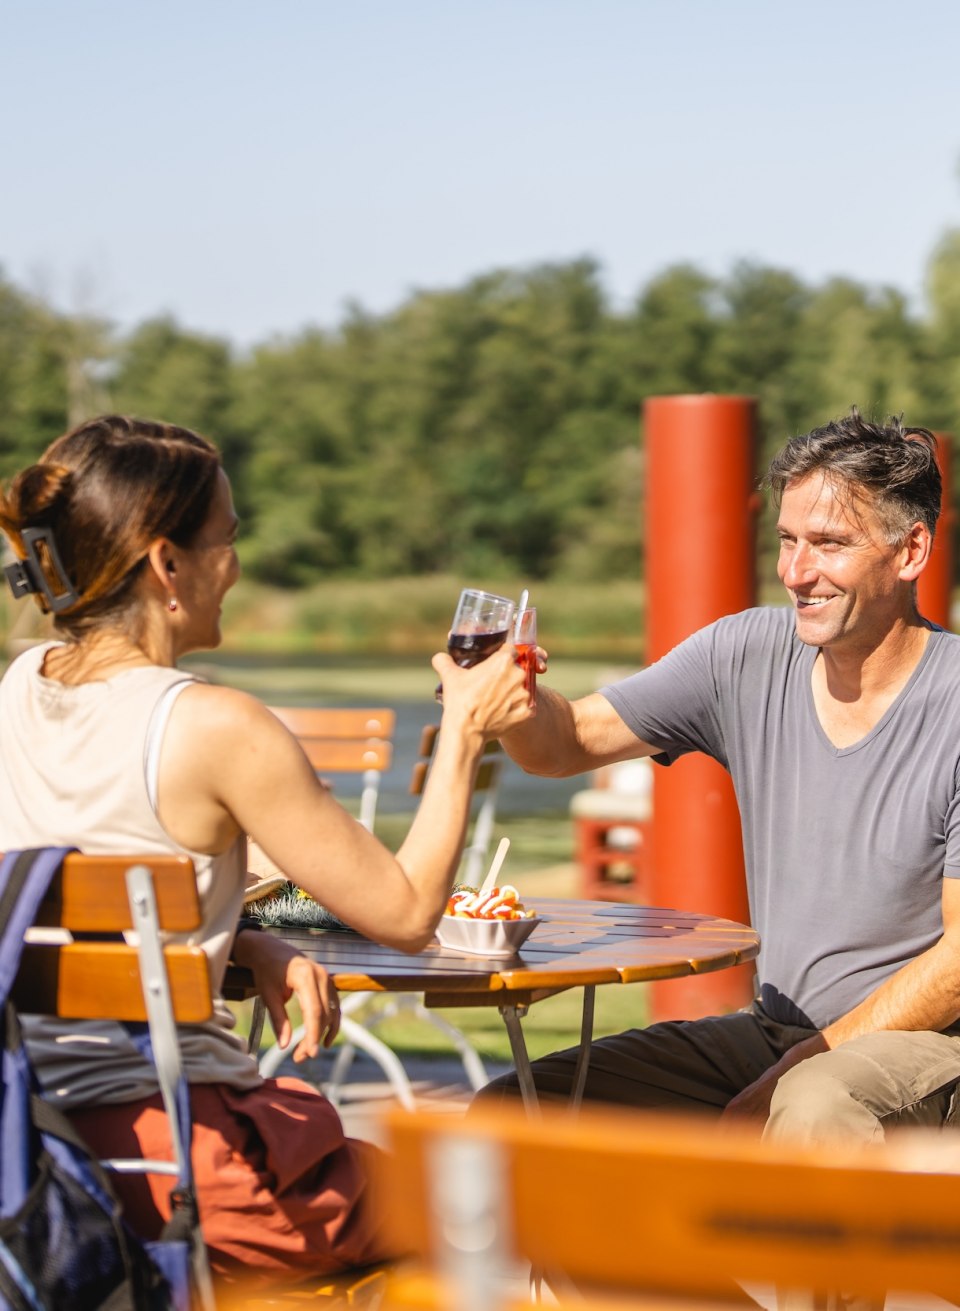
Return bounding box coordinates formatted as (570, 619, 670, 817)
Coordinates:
(2, 234, 960, 601)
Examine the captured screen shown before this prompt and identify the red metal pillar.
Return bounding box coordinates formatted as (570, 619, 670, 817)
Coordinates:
(917, 432, 954, 631)
(643, 395, 758, 1021)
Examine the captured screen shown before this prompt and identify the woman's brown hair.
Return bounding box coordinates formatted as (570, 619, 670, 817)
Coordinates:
(0, 415, 222, 638)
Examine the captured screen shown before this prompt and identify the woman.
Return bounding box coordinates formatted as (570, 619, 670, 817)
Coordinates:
(0, 414, 534, 1287)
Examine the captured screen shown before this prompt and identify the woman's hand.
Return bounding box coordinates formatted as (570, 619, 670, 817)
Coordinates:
(431, 641, 537, 739)
(232, 930, 340, 1061)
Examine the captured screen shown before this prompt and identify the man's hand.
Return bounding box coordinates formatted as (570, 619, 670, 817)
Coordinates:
(720, 1033, 828, 1129)
(233, 930, 340, 1062)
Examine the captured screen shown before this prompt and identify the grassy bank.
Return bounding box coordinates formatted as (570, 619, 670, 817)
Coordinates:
(2, 574, 645, 669)
(3, 574, 798, 670)
(217, 575, 646, 661)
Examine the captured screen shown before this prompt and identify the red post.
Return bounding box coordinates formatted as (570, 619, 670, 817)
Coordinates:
(917, 432, 954, 631)
(643, 395, 758, 1020)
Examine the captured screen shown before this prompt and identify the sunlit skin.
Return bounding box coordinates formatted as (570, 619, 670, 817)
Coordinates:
(776, 472, 928, 662)
(775, 473, 933, 748)
(160, 468, 241, 656)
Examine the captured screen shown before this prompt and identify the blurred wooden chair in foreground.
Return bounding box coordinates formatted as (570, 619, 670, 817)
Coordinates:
(373, 1100, 960, 1310)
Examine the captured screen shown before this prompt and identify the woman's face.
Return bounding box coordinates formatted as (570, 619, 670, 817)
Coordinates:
(174, 469, 241, 653)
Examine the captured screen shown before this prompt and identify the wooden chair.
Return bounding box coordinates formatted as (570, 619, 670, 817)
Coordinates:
(408, 724, 505, 888)
(266, 706, 396, 832)
(372, 1100, 960, 1310)
(11, 851, 216, 1309)
(247, 704, 396, 1058)
(244, 706, 398, 1051)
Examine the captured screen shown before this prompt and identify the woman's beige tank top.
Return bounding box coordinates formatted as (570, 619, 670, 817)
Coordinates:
(0, 642, 262, 1107)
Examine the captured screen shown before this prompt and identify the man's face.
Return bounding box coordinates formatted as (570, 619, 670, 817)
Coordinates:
(776, 473, 915, 653)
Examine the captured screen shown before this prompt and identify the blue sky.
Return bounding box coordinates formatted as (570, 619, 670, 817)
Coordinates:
(2, 0, 958, 349)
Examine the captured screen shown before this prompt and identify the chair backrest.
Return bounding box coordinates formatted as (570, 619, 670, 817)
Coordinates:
(375, 1101, 960, 1309)
(266, 705, 396, 831)
(13, 852, 212, 1023)
(409, 724, 504, 886)
(10, 849, 216, 1307)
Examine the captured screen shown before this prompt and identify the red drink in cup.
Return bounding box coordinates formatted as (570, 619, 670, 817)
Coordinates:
(513, 607, 537, 708)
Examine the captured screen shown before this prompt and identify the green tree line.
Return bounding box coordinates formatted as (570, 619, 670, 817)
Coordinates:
(4, 232, 960, 592)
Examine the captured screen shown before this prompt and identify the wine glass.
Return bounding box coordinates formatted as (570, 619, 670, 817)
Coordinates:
(436, 589, 516, 700)
(447, 589, 517, 667)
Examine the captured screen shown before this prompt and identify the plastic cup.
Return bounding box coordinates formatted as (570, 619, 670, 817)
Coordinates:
(513, 608, 537, 708)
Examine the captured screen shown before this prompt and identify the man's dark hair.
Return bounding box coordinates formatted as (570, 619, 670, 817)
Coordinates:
(764, 407, 941, 543)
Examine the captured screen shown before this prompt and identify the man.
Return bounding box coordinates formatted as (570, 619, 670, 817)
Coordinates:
(491, 408, 960, 1149)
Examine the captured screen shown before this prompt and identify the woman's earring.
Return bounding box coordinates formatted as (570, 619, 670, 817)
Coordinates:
(168, 597, 178, 612)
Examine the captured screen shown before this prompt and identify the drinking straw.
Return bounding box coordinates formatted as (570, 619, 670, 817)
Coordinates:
(513, 588, 529, 640)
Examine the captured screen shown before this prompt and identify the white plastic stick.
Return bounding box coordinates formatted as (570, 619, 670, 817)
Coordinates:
(479, 837, 511, 895)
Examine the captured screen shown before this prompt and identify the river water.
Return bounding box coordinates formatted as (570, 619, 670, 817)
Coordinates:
(332, 700, 585, 818)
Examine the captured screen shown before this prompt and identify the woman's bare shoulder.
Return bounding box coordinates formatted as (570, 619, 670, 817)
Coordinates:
(169, 681, 288, 747)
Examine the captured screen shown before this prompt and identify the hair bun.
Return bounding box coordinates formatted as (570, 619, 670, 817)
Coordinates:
(11, 462, 72, 525)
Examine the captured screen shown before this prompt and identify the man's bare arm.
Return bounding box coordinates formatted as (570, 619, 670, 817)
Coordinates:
(818, 876, 960, 1040)
(499, 687, 661, 778)
(722, 877, 960, 1124)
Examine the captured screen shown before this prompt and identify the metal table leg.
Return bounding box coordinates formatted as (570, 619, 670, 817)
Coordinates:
(500, 987, 594, 1304)
(569, 985, 595, 1113)
(247, 995, 266, 1056)
(498, 1004, 540, 1117)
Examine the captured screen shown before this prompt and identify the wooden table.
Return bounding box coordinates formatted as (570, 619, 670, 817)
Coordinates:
(251, 898, 760, 1112)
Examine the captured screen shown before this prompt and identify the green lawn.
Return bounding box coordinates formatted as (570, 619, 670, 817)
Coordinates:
(338, 983, 649, 1063)
(236, 975, 648, 1068)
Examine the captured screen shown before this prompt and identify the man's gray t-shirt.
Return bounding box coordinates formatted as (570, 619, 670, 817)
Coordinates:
(602, 607, 960, 1031)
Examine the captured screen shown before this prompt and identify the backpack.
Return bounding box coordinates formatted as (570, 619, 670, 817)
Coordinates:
(0, 848, 202, 1311)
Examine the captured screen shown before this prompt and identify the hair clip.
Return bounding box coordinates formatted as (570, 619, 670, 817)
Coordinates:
(3, 527, 79, 613)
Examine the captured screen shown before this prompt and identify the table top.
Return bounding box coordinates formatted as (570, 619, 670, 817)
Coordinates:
(264, 898, 760, 1008)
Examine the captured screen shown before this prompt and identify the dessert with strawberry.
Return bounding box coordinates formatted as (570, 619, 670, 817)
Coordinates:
(445, 884, 535, 921)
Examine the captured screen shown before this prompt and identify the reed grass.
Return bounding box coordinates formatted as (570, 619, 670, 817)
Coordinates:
(218, 575, 645, 660)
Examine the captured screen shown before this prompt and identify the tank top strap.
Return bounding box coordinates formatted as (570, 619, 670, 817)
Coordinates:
(143, 678, 196, 815)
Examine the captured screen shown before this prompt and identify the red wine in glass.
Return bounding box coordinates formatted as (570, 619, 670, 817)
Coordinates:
(447, 629, 510, 668)
(436, 589, 517, 700)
